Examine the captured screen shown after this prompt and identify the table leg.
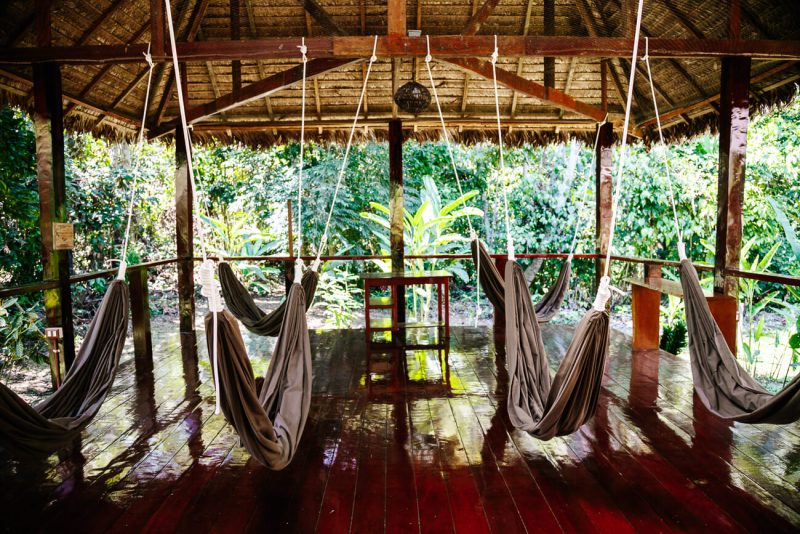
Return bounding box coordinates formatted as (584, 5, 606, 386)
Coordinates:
(444, 279, 450, 338)
(437, 282, 443, 323)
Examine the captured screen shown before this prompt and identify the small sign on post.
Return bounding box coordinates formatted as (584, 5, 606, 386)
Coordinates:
(53, 223, 74, 250)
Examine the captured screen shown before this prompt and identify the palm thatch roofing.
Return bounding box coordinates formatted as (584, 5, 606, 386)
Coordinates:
(0, 0, 798, 145)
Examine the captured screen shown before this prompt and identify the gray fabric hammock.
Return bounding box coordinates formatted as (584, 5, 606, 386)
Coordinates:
(680, 259, 800, 424)
(505, 260, 610, 439)
(471, 238, 571, 322)
(218, 261, 318, 337)
(0, 280, 129, 454)
(205, 281, 312, 470)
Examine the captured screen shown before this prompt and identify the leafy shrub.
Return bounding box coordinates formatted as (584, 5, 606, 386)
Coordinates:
(660, 320, 688, 355)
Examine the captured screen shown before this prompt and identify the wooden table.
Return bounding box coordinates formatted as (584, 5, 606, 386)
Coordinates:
(361, 270, 452, 339)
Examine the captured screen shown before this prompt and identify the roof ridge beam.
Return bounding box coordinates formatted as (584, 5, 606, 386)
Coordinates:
(3, 37, 800, 63)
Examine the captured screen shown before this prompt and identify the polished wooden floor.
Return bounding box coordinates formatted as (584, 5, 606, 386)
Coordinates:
(1, 322, 799, 533)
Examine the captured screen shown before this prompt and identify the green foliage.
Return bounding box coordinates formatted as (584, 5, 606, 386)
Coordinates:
(360, 176, 482, 321)
(0, 297, 45, 368)
(660, 320, 688, 355)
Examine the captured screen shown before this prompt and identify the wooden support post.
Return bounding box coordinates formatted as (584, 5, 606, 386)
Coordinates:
(387, 0, 407, 36)
(150, 0, 164, 57)
(389, 119, 405, 324)
(595, 121, 613, 287)
(175, 128, 195, 335)
(714, 56, 750, 299)
(631, 264, 662, 351)
(33, 61, 76, 373)
(129, 268, 153, 363)
(543, 0, 555, 94)
(231, 0, 242, 93)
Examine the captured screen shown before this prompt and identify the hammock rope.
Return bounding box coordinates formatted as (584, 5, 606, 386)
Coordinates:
(491, 36, 515, 261)
(494, 0, 643, 438)
(424, 35, 481, 325)
(164, 0, 223, 414)
(118, 44, 156, 281)
(314, 36, 378, 270)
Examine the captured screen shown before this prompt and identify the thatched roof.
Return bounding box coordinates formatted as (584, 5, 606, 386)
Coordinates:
(0, 0, 798, 146)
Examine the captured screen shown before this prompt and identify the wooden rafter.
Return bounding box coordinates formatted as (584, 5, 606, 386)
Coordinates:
(462, 0, 500, 35)
(94, 63, 152, 127)
(151, 0, 210, 127)
(75, 0, 129, 45)
(445, 57, 607, 121)
(638, 61, 797, 129)
(243, 0, 275, 127)
(574, 0, 637, 109)
(0, 67, 139, 128)
(660, 0, 705, 39)
(150, 57, 358, 137)
(460, 0, 481, 115)
(302, 0, 344, 36)
(509, 0, 535, 117)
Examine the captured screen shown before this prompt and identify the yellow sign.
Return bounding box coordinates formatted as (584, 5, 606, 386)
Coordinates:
(53, 223, 74, 250)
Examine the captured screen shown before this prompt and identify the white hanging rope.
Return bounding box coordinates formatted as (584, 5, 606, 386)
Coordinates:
(642, 37, 686, 260)
(313, 36, 379, 271)
(296, 37, 308, 279)
(424, 35, 481, 326)
(592, 0, 644, 311)
(491, 36, 515, 261)
(117, 44, 156, 281)
(164, 0, 223, 414)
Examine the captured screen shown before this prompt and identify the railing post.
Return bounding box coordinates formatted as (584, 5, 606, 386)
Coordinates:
(129, 268, 153, 363)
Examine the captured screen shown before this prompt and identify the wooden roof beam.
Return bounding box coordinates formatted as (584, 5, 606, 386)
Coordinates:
(76, 0, 129, 45)
(4, 37, 800, 63)
(445, 57, 607, 122)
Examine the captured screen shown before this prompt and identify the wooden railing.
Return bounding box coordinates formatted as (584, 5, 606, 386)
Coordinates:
(1, 252, 798, 378)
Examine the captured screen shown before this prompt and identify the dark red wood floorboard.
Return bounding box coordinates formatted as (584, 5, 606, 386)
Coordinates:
(350, 402, 389, 534)
(384, 396, 421, 534)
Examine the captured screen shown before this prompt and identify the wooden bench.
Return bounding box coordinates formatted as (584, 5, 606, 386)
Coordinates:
(626, 264, 738, 354)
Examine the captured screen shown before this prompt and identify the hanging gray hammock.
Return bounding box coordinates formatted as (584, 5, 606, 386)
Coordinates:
(218, 262, 318, 337)
(0, 280, 129, 454)
(680, 260, 800, 424)
(471, 238, 572, 323)
(505, 260, 610, 439)
(205, 281, 312, 469)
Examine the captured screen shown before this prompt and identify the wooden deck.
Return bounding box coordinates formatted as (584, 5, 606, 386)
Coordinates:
(1, 323, 799, 533)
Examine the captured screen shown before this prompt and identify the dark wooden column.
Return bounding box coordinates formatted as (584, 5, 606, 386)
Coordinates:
(231, 0, 241, 94)
(389, 119, 405, 323)
(149, 0, 164, 57)
(543, 0, 555, 95)
(33, 0, 74, 374)
(33, 50, 76, 369)
(595, 121, 613, 287)
(175, 130, 195, 335)
(714, 56, 750, 297)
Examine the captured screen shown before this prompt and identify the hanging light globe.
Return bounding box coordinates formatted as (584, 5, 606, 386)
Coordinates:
(393, 80, 431, 114)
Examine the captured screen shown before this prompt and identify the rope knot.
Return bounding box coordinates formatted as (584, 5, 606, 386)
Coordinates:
(199, 259, 224, 312)
(490, 50, 498, 64)
(593, 276, 612, 311)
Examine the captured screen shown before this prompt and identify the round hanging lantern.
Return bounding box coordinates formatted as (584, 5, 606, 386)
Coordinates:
(393, 81, 431, 114)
